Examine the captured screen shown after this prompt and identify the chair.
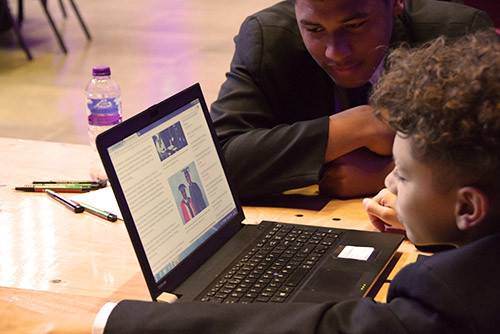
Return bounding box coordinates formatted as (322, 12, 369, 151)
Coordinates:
(1, 0, 32, 59)
(37, 0, 92, 54)
(4, 0, 91, 60)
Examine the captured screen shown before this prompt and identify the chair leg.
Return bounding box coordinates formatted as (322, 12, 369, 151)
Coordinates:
(2, 0, 33, 60)
(58, 0, 67, 18)
(17, 0, 23, 25)
(67, 0, 91, 40)
(39, 0, 68, 53)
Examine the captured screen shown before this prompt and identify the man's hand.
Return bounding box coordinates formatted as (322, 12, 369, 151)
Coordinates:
(319, 148, 394, 199)
(362, 188, 405, 232)
(325, 105, 395, 163)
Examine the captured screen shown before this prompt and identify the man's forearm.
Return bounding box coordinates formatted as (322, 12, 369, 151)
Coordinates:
(324, 105, 395, 163)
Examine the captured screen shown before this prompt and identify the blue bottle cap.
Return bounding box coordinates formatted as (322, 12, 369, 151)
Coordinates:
(92, 66, 111, 76)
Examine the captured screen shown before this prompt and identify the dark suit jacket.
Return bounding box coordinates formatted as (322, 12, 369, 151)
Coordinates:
(210, 0, 493, 200)
(105, 232, 500, 333)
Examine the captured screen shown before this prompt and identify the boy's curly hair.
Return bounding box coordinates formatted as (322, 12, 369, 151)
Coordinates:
(371, 30, 500, 197)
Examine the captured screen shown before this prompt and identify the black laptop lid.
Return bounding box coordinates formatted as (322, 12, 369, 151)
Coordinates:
(96, 83, 246, 300)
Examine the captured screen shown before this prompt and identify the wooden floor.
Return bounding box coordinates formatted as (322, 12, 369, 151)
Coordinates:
(0, 0, 276, 144)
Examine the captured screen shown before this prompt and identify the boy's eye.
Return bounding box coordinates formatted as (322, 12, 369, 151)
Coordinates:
(394, 170, 406, 182)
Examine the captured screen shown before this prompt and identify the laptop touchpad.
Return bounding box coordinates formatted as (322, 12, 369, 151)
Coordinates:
(292, 268, 366, 303)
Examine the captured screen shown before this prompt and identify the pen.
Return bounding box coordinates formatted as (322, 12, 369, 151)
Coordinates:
(32, 183, 102, 190)
(32, 180, 107, 188)
(76, 202, 118, 222)
(15, 184, 92, 193)
(45, 189, 84, 213)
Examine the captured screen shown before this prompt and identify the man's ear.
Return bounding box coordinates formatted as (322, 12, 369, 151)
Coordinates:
(455, 186, 490, 230)
(392, 0, 405, 16)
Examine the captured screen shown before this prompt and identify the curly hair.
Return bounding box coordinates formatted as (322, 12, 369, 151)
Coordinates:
(371, 30, 500, 196)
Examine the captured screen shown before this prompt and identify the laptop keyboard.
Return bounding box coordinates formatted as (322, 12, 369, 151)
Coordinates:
(200, 223, 341, 303)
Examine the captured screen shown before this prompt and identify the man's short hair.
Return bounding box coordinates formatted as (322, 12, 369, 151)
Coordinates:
(291, 0, 396, 7)
(371, 30, 500, 198)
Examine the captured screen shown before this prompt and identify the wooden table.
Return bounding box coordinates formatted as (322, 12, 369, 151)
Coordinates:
(0, 137, 421, 313)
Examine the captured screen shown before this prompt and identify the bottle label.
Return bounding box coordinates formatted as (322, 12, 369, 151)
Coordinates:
(87, 97, 122, 126)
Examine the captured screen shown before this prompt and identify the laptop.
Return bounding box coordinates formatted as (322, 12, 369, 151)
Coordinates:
(96, 83, 404, 304)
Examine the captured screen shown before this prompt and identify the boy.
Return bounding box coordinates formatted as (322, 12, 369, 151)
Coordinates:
(2, 30, 500, 333)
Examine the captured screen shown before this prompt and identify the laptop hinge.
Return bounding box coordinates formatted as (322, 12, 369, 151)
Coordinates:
(157, 292, 179, 303)
(242, 218, 260, 225)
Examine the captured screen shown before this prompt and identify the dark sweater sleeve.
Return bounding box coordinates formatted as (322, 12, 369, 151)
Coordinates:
(105, 298, 412, 334)
(104, 256, 484, 334)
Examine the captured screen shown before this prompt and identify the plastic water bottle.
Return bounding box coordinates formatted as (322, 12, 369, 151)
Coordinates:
(85, 66, 122, 182)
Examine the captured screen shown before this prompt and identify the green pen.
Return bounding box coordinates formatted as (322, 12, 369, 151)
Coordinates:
(15, 184, 92, 193)
(33, 183, 102, 190)
(76, 201, 118, 222)
(32, 180, 107, 188)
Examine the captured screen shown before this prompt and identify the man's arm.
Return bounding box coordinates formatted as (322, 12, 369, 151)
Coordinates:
(324, 105, 394, 162)
(319, 148, 394, 199)
(318, 105, 395, 198)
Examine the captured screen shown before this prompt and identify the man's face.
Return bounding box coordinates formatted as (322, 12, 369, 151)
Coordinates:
(295, 0, 403, 88)
(385, 134, 460, 246)
(185, 173, 192, 184)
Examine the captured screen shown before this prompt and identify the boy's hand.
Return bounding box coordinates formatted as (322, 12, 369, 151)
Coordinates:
(363, 188, 405, 232)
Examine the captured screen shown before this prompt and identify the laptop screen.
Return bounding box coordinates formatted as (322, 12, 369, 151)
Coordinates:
(107, 97, 238, 283)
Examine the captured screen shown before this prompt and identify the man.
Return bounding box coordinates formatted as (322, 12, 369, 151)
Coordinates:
(183, 168, 207, 214)
(211, 0, 493, 200)
(2, 30, 500, 334)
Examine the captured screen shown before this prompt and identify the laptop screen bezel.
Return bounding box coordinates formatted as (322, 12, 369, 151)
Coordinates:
(96, 83, 246, 300)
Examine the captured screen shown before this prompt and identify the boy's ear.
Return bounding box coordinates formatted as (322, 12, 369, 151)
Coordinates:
(455, 186, 490, 230)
